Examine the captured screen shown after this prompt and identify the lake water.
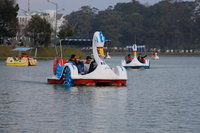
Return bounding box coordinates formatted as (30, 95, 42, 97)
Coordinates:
(0, 57, 200, 133)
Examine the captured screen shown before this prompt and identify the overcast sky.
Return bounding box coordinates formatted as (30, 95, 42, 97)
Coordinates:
(16, 0, 194, 14)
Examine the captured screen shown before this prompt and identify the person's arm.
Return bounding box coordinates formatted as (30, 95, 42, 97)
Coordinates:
(143, 55, 147, 58)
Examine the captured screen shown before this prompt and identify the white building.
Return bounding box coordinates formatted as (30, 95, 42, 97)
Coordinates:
(17, 10, 65, 39)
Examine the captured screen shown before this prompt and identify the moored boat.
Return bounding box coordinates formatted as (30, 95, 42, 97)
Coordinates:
(6, 47, 37, 67)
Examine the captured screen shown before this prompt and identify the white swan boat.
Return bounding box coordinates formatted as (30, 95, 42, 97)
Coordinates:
(152, 52, 159, 60)
(122, 44, 150, 69)
(105, 52, 111, 59)
(48, 31, 127, 87)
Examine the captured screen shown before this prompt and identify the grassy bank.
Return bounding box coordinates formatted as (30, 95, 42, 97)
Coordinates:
(0, 46, 85, 60)
(1, 46, 199, 60)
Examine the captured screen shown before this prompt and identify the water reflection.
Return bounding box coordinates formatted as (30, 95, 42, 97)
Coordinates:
(50, 84, 128, 133)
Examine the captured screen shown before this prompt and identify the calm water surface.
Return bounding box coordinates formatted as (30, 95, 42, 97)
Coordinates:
(0, 57, 200, 133)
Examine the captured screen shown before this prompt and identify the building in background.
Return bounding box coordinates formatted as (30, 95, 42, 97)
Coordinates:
(17, 10, 65, 45)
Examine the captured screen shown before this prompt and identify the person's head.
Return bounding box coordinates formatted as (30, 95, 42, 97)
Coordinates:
(128, 54, 131, 57)
(86, 56, 92, 60)
(138, 53, 142, 56)
(70, 54, 76, 61)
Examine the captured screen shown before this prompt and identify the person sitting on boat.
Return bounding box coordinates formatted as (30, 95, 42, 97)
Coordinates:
(88, 59, 97, 73)
(20, 53, 28, 58)
(14, 56, 19, 61)
(137, 53, 147, 63)
(68, 54, 77, 65)
(125, 54, 132, 64)
(84, 56, 92, 73)
(75, 57, 85, 74)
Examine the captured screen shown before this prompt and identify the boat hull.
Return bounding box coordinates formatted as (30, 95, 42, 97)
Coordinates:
(47, 77, 64, 84)
(124, 65, 150, 69)
(152, 57, 159, 60)
(73, 79, 126, 86)
(6, 57, 37, 66)
(122, 58, 150, 69)
(29, 58, 37, 66)
(6, 57, 28, 66)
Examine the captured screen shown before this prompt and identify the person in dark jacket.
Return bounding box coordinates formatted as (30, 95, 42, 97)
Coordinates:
(124, 54, 132, 64)
(68, 54, 77, 65)
(88, 59, 97, 73)
(75, 57, 85, 74)
(137, 53, 147, 63)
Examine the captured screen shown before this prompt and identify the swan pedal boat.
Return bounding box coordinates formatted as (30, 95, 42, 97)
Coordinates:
(152, 53, 159, 60)
(105, 52, 111, 59)
(122, 44, 150, 69)
(122, 58, 150, 69)
(47, 31, 127, 87)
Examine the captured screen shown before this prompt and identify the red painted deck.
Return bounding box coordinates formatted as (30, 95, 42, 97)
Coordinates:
(74, 79, 126, 86)
(47, 76, 64, 84)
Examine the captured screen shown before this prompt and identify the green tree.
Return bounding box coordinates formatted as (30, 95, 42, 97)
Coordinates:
(0, 0, 19, 37)
(65, 6, 96, 38)
(146, 0, 196, 49)
(25, 15, 52, 47)
(64, 0, 200, 49)
(113, 0, 147, 45)
(58, 23, 74, 39)
(93, 9, 124, 45)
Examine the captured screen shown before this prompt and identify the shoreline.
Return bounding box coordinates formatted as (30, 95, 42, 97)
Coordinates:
(1, 53, 200, 61)
(110, 52, 200, 57)
(0, 46, 199, 61)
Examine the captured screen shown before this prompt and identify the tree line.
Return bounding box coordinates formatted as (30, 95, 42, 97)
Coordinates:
(65, 0, 200, 50)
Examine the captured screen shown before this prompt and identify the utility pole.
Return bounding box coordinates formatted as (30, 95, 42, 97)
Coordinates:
(47, 0, 57, 42)
(47, 0, 58, 56)
(28, 0, 30, 12)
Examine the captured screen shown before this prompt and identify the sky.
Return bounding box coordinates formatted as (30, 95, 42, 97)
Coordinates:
(16, 0, 194, 15)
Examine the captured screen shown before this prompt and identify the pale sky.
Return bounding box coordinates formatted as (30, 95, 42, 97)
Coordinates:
(16, 0, 194, 15)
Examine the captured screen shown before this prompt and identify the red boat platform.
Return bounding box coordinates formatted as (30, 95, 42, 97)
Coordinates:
(74, 79, 126, 86)
(47, 76, 64, 84)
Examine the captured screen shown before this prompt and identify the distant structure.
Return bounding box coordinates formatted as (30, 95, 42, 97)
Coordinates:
(17, 10, 65, 42)
(28, 0, 30, 12)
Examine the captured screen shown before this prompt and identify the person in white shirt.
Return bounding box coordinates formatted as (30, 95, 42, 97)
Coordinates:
(84, 56, 92, 73)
